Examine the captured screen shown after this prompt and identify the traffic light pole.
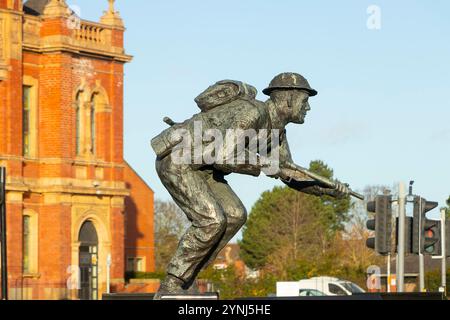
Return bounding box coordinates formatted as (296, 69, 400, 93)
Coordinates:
(387, 254, 391, 293)
(0, 167, 7, 300)
(397, 182, 406, 292)
(419, 253, 425, 291)
(419, 198, 425, 292)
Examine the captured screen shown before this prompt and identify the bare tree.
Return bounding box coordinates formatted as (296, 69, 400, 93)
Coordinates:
(346, 185, 392, 231)
(154, 199, 189, 271)
(338, 185, 391, 270)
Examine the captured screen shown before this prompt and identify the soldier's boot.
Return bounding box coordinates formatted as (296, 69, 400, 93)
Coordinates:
(153, 274, 186, 300)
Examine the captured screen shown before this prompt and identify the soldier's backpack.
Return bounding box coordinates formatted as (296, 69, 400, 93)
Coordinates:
(194, 80, 258, 112)
(152, 80, 258, 159)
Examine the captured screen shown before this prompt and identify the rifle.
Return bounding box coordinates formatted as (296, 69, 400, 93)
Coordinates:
(281, 163, 365, 201)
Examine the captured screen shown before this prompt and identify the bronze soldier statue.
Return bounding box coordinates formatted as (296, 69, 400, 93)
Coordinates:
(151, 72, 360, 299)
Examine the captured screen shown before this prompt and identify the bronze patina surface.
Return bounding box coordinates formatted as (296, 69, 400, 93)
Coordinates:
(151, 73, 353, 299)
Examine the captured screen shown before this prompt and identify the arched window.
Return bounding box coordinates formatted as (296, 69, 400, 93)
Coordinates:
(75, 92, 82, 155)
(23, 86, 31, 156)
(91, 101, 96, 154)
(90, 97, 96, 155)
(78, 221, 99, 300)
(75, 83, 108, 158)
(22, 78, 38, 158)
(79, 220, 99, 245)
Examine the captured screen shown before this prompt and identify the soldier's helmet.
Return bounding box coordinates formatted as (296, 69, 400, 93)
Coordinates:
(263, 72, 318, 97)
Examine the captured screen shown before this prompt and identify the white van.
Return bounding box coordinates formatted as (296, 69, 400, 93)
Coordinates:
(276, 277, 365, 297)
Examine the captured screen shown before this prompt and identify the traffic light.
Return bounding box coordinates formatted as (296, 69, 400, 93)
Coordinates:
(422, 219, 441, 255)
(366, 195, 392, 255)
(412, 196, 439, 255)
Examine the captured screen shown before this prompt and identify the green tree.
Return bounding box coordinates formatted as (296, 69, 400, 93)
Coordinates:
(309, 160, 352, 232)
(425, 268, 450, 297)
(239, 160, 351, 271)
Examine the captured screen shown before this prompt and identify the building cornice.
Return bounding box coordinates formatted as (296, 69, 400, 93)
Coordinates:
(6, 180, 130, 198)
(0, 154, 127, 168)
(23, 44, 133, 62)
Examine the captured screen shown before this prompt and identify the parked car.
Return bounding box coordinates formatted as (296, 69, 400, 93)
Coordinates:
(298, 289, 326, 297)
(276, 276, 365, 297)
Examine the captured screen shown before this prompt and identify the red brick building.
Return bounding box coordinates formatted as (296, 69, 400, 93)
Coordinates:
(0, 0, 155, 299)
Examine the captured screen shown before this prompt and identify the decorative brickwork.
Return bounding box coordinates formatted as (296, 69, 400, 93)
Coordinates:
(0, 0, 154, 300)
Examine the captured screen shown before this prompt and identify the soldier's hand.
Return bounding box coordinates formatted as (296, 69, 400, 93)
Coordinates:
(333, 182, 350, 198)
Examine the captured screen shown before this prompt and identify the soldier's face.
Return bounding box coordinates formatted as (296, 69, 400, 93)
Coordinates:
(289, 90, 311, 124)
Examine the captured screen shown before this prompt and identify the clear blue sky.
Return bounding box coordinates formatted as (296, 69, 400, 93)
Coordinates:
(72, 0, 450, 221)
